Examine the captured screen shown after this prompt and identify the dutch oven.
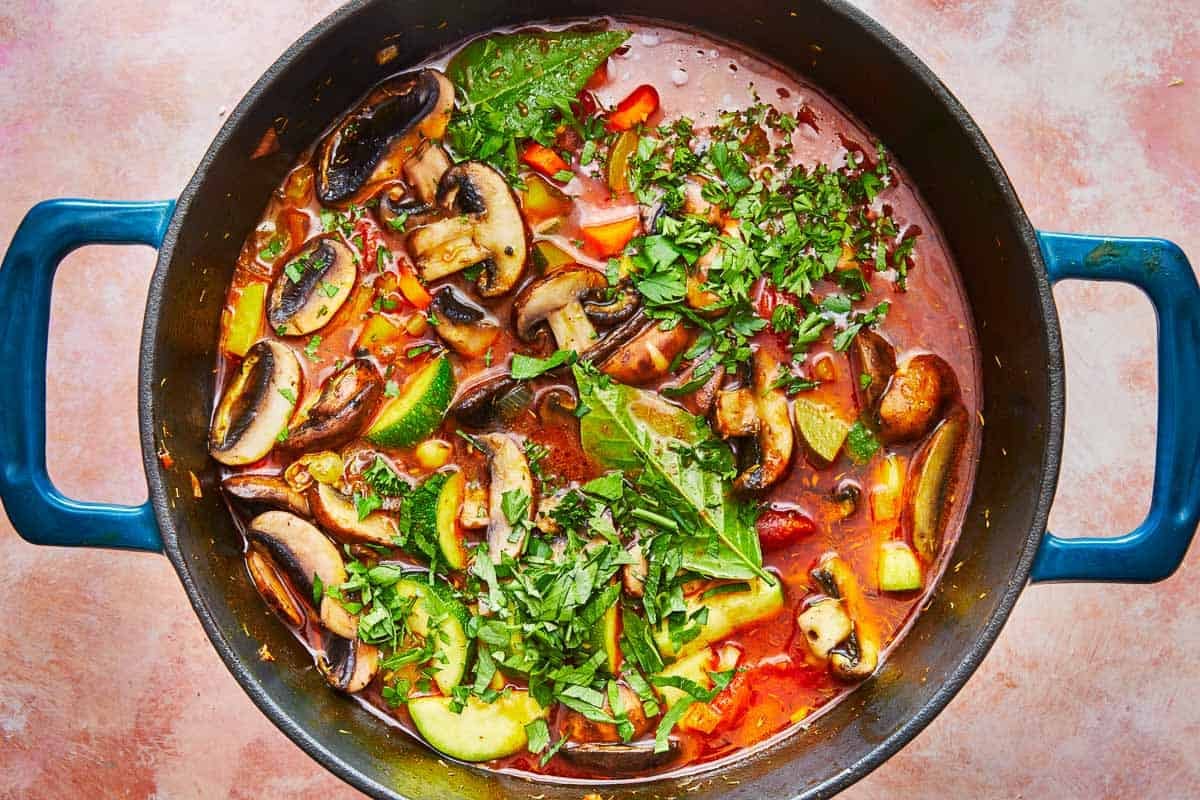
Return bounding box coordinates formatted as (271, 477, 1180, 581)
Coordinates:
(1, 1, 1197, 797)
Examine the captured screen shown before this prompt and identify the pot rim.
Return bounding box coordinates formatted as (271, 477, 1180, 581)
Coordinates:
(137, 1, 1065, 797)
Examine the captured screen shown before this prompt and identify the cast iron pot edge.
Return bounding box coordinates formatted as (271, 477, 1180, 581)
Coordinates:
(136, 1, 1066, 797)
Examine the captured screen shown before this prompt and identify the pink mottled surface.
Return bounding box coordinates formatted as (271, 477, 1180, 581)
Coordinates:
(0, 1, 1195, 797)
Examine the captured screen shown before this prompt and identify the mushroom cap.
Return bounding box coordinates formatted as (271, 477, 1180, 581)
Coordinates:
(512, 264, 607, 341)
(316, 69, 454, 205)
(222, 474, 311, 518)
(268, 238, 357, 336)
(429, 286, 500, 358)
(319, 636, 380, 693)
(210, 340, 301, 466)
(246, 511, 347, 599)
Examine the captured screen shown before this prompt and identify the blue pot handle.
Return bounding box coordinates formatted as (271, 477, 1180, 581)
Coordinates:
(1031, 231, 1200, 582)
(0, 199, 176, 552)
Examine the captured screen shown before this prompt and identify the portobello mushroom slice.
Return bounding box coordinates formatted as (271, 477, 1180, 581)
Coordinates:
(267, 238, 357, 336)
(210, 340, 301, 466)
(223, 474, 310, 517)
(429, 286, 500, 358)
(877, 353, 956, 443)
(718, 348, 794, 492)
(600, 320, 694, 386)
(848, 328, 896, 414)
(796, 597, 854, 660)
(562, 741, 679, 774)
(560, 684, 651, 746)
(903, 406, 968, 560)
(318, 635, 380, 693)
(316, 69, 454, 205)
(309, 481, 400, 547)
(409, 162, 527, 297)
(245, 548, 304, 627)
(286, 359, 383, 451)
(477, 433, 534, 562)
(246, 511, 356, 639)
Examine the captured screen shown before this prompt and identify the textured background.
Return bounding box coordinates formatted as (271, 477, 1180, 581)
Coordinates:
(0, 0, 1196, 797)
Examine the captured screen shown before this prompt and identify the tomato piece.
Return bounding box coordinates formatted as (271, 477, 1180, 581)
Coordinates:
(353, 216, 381, 270)
(606, 84, 660, 132)
(581, 216, 640, 258)
(576, 89, 601, 118)
(521, 142, 570, 181)
(756, 508, 817, 551)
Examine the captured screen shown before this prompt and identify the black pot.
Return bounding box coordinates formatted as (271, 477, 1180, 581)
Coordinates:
(2, 1, 1197, 798)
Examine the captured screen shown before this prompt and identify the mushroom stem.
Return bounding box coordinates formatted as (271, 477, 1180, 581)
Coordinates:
(546, 299, 598, 354)
(411, 217, 491, 281)
(478, 433, 534, 563)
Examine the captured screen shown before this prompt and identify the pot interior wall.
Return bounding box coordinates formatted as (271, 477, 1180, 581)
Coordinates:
(142, 1, 1059, 797)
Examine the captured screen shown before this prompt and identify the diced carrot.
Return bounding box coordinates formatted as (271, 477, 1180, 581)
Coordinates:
(606, 84, 660, 132)
(581, 216, 640, 258)
(521, 142, 571, 180)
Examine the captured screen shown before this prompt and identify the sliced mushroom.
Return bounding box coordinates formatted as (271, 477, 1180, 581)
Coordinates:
(246, 511, 356, 639)
(309, 481, 401, 548)
(246, 548, 304, 627)
(848, 329, 896, 414)
(268, 238, 357, 336)
(378, 189, 433, 230)
(459, 481, 489, 530)
(513, 265, 608, 355)
(903, 406, 967, 560)
(450, 310, 649, 426)
(622, 539, 647, 598)
(713, 387, 758, 438)
(878, 354, 955, 443)
(830, 630, 879, 681)
(561, 740, 678, 773)
(537, 386, 579, 427)
(600, 320, 694, 386)
(581, 283, 640, 327)
(223, 474, 310, 517)
(429, 286, 500, 358)
(402, 140, 452, 206)
(318, 635, 380, 693)
(210, 340, 301, 466)
(286, 360, 383, 451)
(560, 684, 651, 745)
(683, 177, 721, 224)
(796, 597, 854, 660)
(316, 69, 454, 205)
(409, 162, 527, 297)
(732, 349, 795, 492)
(668, 363, 724, 417)
(686, 242, 724, 314)
(478, 433, 534, 562)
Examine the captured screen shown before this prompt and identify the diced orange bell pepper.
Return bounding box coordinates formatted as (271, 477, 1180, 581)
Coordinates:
(521, 142, 571, 181)
(606, 84, 660, 132)
(397, 265, 431, 310)
(581, 216, 640, 258)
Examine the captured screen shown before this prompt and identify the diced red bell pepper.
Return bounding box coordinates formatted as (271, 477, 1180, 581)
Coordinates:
(581, 216, 640, 258)
(606, 84, 660, 132)
(521, 142, 571, 181)
(756, 508, 817, 551)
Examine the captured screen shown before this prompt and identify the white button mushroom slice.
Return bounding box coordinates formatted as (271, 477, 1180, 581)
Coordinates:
(245, 510, 356, 639)
(223, 474, 311, 518)
(599, 320, 694, 386)
(210, 340, 301, 466)
(309, 481, 400, 548)
(402, 141, 452, 206)
(409, 161, 528, 297)
(458, 480, 489, 530)
(316, 68, 454, 205)
(809, 552, 881, 682)
(318, 636, 380, 693)
(713, 387, 759, 439)
(796, 597, 853, 660)
(513, 264, 610, 356)
(477, 433, 534, 563)
(267, 238, 357, 336)
(830, 631, 879, 681)
(245, 548, 305, 627)
(622, 538, 648, 598)
(428, 286, 500, 358)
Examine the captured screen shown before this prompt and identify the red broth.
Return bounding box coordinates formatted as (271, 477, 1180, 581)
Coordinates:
(211, 20, 979, 782)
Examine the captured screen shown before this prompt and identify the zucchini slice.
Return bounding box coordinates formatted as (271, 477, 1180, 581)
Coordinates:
(592, 600, 622, 675)
(365, 355, 455, 448)
(409, 471, 469, 570)
(394, 576, 470, 694)
(654, 578, 784, 659)
(654, 647, 715, 709)
(793, 396, 852, 466)
(408, 691, 546, 762)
